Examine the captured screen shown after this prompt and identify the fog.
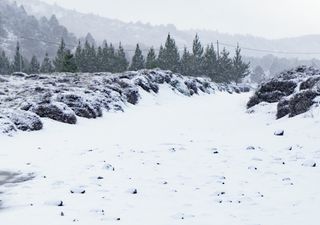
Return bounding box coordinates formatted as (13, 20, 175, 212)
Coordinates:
(39, 0, 320, 39)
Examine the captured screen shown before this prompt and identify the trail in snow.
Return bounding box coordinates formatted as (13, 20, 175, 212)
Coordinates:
(0, 87, 320, 225)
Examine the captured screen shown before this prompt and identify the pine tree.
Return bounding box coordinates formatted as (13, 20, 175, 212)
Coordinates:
(75, 41, 84, 72)
(62, 50, 77, 72)
(40, 53, 54, 73)
(29, 55, 40, 74)
(54, 38, 67, 72)
(179, 47, 193, 75)
(102, 43, 116, 72)
(191, 34, 204, 76)
(13, 42, 23, 72)
(232, 45, 250, 83)
(83, 41, 97, 72)
(0, 51, 11, 74)
(115, 43, 128, 72)
(146, 47, 157, 69)
(129, 44, 145, 71)
(157, 34, 180, 72)
(95, 46, 104, 72)
(202, 44, 218, 81)
(157, 45, 165, 69)
(101, 42, 110, 72)
(217, 48, 233, 83)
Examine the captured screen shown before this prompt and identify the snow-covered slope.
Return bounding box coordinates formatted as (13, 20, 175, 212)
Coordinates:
(0, 85, 320, 225)
(0, 69, 248, 135)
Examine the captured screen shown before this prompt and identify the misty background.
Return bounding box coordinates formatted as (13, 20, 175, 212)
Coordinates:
(1, 0, 320, 79)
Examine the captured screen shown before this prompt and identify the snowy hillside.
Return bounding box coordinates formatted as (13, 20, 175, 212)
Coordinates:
(1, 75, 320, 224)
(12, 0, 320, 59)
(0, 0, 77, 59)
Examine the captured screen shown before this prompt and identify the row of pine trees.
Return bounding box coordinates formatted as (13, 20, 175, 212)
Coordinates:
(0, 34, 250, 83)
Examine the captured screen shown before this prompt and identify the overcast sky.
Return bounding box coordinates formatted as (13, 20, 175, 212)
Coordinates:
(40, 0, 320, 39)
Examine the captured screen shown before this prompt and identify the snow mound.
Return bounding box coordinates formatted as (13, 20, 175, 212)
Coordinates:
(247, 66, 320, 118)
(0, 69, 249, 134)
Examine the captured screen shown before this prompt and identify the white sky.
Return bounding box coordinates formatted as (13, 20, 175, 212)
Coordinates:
(40, 0, 320, 39)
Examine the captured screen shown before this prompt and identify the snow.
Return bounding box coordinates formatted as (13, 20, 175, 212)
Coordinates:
(0, 87, 320, 225)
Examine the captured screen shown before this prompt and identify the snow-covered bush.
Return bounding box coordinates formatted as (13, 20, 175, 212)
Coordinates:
(0, 69, 248, 134)
(248, 66, 320, 118)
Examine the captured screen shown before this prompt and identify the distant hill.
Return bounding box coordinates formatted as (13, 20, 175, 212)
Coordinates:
(13, 0, 320, 59)
(0, 0, 77, 59)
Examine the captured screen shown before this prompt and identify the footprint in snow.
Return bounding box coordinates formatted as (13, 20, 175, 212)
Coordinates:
(282, 177, 294, 186)
(104, 164, 115, 171)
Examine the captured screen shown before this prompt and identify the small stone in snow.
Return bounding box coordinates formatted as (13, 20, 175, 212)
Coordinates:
(246, 146, 255, 150)
(116, 218, 121, 221)
(302, 160, 317, 167)
(70, 188, 86, 194)
(248, 166, 258, 171)
(61, 212, 64, 216)
(213, 151, 219, 154)
(57, 201, 64, 207)
(129, 188, 138, 194)
(97, 176, 104, 180)
(274, 130, 285, 136)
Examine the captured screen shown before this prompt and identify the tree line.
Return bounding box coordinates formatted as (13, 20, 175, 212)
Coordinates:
(0, 34, 250, 83)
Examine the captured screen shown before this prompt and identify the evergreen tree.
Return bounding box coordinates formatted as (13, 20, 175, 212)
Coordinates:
(157, 45, 165, 69)
(54, 38, 67, 72)
(29, 55, 40, 74)
(232, 45, 250, 83)
(146, 47, 157, 69)
(62, 50, 77, 72)
(101, 43, 116, 72)
(0, 51, 11, 74)
(191, 34, 204, 76)
(217, 48, 233, 83)
(40, 53, 54, 73)
(115, 43, 128, 72)
(157, 34, 180, 72)
(75, 41, 84, 72)
(129, 44, 145, 71)
(95, 46, 104, 72)
(83, 41, 97, 72)
(13, 42, 23, 72)
(179, 47, 193, 75)
(101, 42, 109, 72)
(202, 44, 218, 81)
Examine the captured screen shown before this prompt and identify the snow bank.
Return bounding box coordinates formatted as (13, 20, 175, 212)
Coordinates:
(0, 69, 250, 134)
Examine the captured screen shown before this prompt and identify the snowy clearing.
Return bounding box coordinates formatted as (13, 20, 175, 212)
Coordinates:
(0, 87, 320, 225)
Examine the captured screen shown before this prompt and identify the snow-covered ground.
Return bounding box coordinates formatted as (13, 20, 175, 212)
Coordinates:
(1, 85, 320, 225)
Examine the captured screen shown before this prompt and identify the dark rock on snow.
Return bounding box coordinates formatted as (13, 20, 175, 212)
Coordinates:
(248, 66, 320, 118)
